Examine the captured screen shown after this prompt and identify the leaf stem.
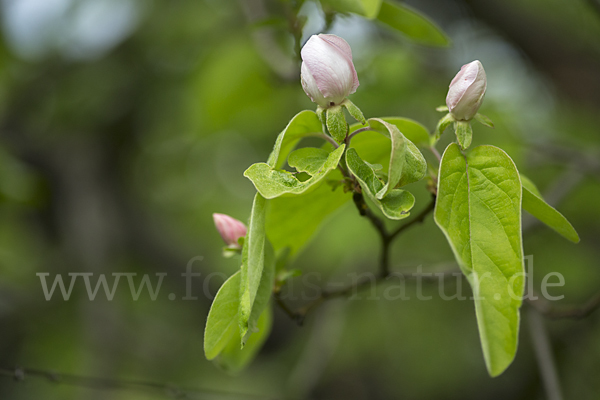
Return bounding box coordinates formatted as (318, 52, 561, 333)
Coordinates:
(429, 146, 442, 162)
(305, 132, 339, 148)
(346, 126, 374, 143)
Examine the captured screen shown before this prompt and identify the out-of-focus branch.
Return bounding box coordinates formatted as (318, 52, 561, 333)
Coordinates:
(274, 267, 461, 326)
(526, 292, 600, 320)
(527, 309, 564, 400)
(240, 0, 299, 81)
(0, 367, 270, 399)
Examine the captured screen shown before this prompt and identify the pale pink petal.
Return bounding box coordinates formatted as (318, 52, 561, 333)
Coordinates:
(318, 34, 359, 93)
(300, 34, 359, 105)
(213, 213, 247, 247)
(301, 62, 327, 107)
(319, 34, 353, 60)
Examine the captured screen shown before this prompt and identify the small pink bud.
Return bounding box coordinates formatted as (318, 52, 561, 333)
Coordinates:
(300, 34, 359, 108)
(446, 60, 487, 121)
(213, 213, 247, 248)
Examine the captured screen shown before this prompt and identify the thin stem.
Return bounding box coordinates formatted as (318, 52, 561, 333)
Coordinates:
(305, 132, 339, 148)
(281, 268, 460, 326)
(429, 146, 442, 163)
(273, 291, 303, 324)
(526, 291, 600, 320)
(347, 126, 374, 143)
(389, 195, 436, 240)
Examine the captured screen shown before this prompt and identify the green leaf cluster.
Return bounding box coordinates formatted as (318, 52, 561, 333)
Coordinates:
(207, 90, 581, 379)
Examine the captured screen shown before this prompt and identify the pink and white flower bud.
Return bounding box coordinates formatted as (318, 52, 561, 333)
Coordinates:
(300, 34, 359, 108)
(446, 60, 487, 121)
(213, 213, 247, 248)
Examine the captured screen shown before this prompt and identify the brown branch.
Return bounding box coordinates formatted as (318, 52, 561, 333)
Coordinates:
(389, 195, 436, 240)
(275, 193, 440, 325)
(277, 269, 460, 326)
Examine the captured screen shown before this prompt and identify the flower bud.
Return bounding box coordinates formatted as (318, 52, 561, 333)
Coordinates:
(300, 34, 359, 108)
(446, 60, 487, 121)
(213, 213, 247, 248)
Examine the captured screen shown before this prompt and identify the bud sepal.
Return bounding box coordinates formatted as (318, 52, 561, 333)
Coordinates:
(455, 120, 473, 150)
(341, 99, 367, 125)
(474, 113, 495, 129)
(326, 105, 348, 144)
(432, 112, 455, 144)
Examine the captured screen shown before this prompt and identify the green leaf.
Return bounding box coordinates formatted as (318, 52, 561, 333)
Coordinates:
(241, 239, 275, 345)
(519, 175, 542, 197)
(436, 105, 449, 112)
(217, 307, 272, 373)
(244, 145, 345, 199)
(326, 105, 348, 144)
(266, 169, 351, 256)
(369, 119, 407, 199)
(342, 99, 367, 125)
(346, 148, 415, 220)
(347, 117, 429, 171)
(204, 271, 241, 360)
(321, 0, 383, 19)
(288, 147, 330, 175)
(434, 143, 524, 377)
(377, 1, 450, 47)
(378, 117, 431, 148)
(433, 113, 455, 142)
(267, 110, 324, 169)
(368, 118, 427, 193)
(475, 113, 495, 129)
(239, 193, 268, 342)
(455, 120, 473, 150)
(205, 271, 273, 371)
(520, 175, 580, 243)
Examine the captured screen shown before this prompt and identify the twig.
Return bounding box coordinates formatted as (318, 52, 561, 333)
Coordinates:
(346, 126, 374, 142)
(389, 195, 436, 240)
(305, 132, 339, 149)
(0, 366, 276, 399)
(527, 309, 564, 400)
(273, 291, 303, 324)
(276, 193, 439, 324)
(429, 146, 442, 162)
(526, 292, 600, 320)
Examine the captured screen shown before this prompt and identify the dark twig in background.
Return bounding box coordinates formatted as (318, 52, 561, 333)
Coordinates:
(0, 367, 276, 400)
(527, 292, 600, 320)
(275, 193, 438, 325)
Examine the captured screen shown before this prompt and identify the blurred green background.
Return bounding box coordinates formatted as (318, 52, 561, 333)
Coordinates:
(0, 0, 599, 399)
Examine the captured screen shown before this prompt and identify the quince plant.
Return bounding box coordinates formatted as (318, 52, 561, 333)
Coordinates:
(204, 35, 579, 376)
